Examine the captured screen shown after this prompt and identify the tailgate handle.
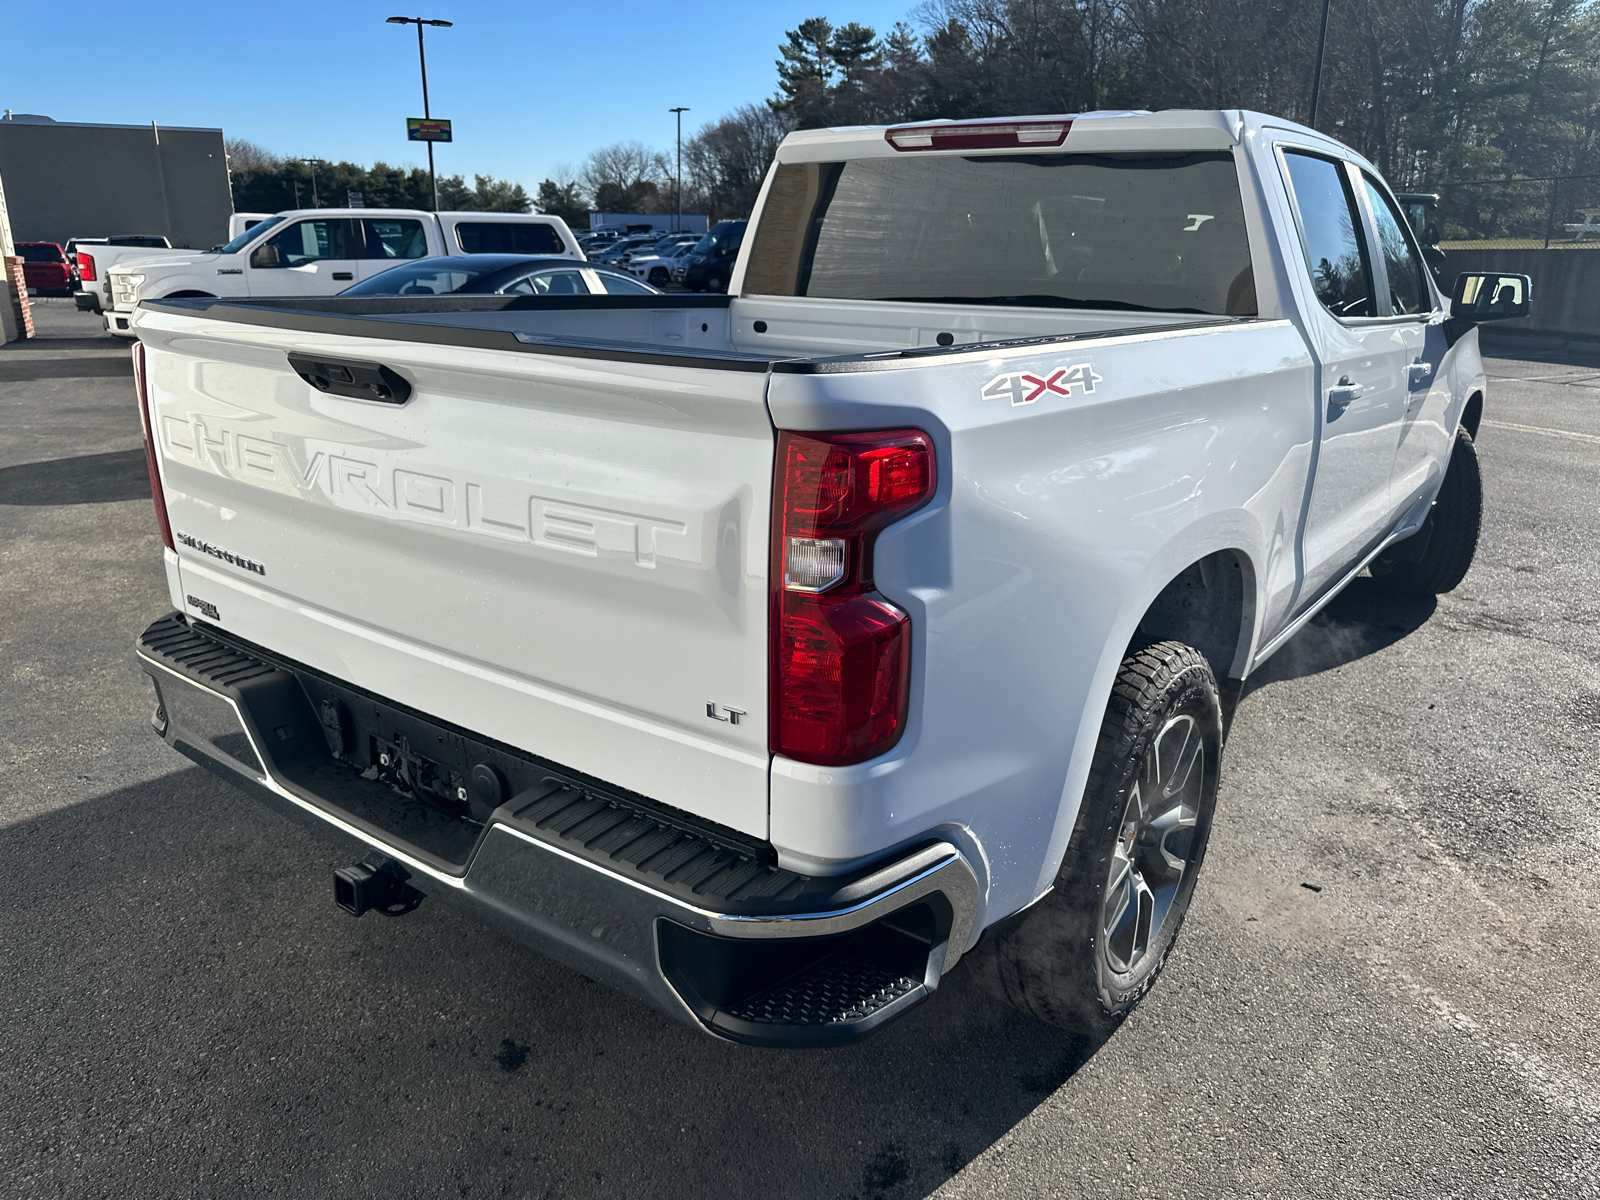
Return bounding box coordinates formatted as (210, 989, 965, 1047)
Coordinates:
(288, 353, 412, 405)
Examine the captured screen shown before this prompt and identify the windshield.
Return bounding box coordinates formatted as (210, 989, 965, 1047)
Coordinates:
(744, 154, 1254, 315)
(218, 215, 286, 256)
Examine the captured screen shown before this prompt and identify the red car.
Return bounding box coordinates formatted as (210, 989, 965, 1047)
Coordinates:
(17, 242, 78, 295)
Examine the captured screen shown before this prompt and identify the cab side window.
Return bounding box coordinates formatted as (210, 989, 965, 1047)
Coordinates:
(1283, 152, 1374, 319)
(1362, 176, 1431, 315)
(363, 219, 429, 260)
(264, 219, 362, 267)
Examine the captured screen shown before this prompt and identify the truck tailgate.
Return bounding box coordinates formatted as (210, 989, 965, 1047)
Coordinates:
(138, 308, 773, 837)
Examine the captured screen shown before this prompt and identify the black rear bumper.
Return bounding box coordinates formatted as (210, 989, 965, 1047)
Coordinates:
(135, 613, 978, 1046)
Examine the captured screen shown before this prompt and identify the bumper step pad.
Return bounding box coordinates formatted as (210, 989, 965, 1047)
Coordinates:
(727, 949, 921, 1026)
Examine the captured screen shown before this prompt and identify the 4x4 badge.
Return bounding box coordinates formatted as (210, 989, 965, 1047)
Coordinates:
(982, 362, 1102, 406)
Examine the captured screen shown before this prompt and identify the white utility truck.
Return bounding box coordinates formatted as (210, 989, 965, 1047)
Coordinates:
(128, 110, 1528, 1046)
(102, 209, 582, 335)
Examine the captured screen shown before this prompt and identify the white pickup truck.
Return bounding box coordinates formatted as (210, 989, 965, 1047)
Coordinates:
(102, 208, 582, 336)
(129, 110, 1529, 1046)
(72, 236, 190, 316)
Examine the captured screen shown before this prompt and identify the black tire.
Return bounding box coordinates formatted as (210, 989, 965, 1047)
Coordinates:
(706, 275, 724, 294)
(648, 268, 669, 287)
(966, 641, 1222, 1031)
(1369, 426, 1482, 596)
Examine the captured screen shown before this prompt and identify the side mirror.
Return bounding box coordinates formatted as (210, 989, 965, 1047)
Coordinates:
(249, 243, 280, 269)
(1451, 271, 1531, 322)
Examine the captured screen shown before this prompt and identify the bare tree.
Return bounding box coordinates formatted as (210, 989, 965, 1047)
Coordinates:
(224, 138, 281, 174)
(684, 105, 794, 219)
(582, 141, 670, 213)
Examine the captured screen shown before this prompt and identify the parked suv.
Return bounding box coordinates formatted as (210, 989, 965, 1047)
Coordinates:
(680, 219, 747, 292)
(16, 242, 77, 294)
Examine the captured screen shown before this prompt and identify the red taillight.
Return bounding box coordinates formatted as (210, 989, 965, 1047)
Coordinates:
(771, 429, 934, 766)
(885, 119, 1071, 152)
(132, 341, 175, 551)
(76, 252, 96, 281)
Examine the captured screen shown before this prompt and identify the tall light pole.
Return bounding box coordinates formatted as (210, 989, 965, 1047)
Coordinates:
(297, 157, 325, 207)
(669, 106, 689, 233)
(387, 16, 453, 211)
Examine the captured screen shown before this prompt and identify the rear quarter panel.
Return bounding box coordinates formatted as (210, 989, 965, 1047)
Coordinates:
(766, 320, 1315, 927)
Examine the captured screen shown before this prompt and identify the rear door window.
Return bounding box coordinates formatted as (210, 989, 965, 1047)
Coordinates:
(19, 245, 62, 263)
(363, 218, 428, 260)
(1361, 176, 1431, 315)
(1282, 153, 1374, 318)
(743, 154, 1255, 315)
(455, 221, 566, 254)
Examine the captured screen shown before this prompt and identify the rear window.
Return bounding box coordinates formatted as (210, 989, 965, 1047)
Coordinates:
(744, 152, 1256, 315)
(455, 221, 565, 255)
(19, 244, 62, 263)
(107, 236, 169, 247)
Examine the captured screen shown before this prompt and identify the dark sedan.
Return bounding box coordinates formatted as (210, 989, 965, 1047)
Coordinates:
(339, 255, 662, 297)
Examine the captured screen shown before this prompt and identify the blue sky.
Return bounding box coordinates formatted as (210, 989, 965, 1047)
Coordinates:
(4, 1, 919, 188)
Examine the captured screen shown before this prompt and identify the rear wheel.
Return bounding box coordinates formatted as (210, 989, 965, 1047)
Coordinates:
(648, 268, 669, 287)
(706, 274, 725, 294)
(966, 641, 1222, 1031)
(1369, 426, 1482, 596)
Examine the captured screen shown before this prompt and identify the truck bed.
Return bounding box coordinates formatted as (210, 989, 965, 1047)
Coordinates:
(144, 292, 1238, 371)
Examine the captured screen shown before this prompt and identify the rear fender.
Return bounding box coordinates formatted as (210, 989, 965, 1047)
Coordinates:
(1029, 517, 1263, 903)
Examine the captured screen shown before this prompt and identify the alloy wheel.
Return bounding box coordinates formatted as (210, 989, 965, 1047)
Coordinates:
(1101, 714, 1204, 973)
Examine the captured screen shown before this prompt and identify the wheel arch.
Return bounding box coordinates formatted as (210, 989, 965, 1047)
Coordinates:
(1460, 389, 1484, 440)
(161, 289, 217, 299)
(1133, 548, 1258, 685)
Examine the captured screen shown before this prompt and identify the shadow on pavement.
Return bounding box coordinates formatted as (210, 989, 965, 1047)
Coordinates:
(0, 355, 132, 382)
(1246, 577, 1437, 690)
(1, 767, 1109, 1198)
(1478, 332, 1600, 368)
(0, 448, 149, 505)
(1, 335, 120, 351)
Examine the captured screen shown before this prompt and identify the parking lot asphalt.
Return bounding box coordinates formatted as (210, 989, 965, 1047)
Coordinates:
(2, 299, 1596, 1200)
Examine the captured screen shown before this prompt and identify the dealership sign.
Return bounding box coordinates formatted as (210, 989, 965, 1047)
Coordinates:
(407, 118, 452, 143)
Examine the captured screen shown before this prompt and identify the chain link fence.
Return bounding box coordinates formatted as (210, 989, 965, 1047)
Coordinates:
(1430, 174, 1600, 250)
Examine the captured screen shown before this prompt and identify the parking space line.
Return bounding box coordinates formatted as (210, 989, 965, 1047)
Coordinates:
(1481, 418, 1600, 446)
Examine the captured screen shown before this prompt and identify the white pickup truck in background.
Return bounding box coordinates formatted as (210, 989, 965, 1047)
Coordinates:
(102, 209, 582, 335)
(72, 236, 190, 315)
(127, 109, 1529, 1046)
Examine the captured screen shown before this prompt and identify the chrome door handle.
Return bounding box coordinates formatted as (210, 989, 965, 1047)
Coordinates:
(1327, 375, 1363, 420)
(1408, 361, 1433, 386)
